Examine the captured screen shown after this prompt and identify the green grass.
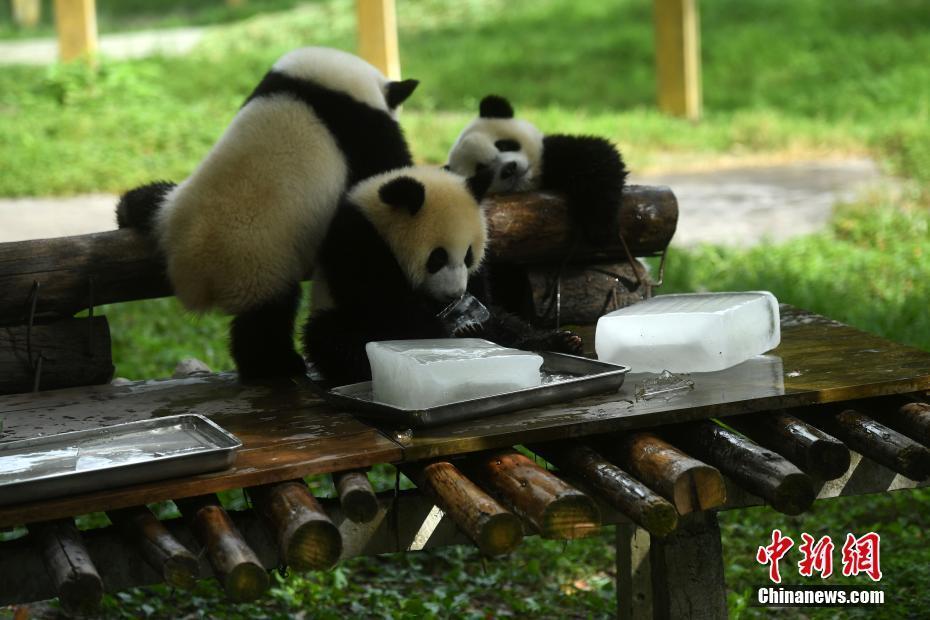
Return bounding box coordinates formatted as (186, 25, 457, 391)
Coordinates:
(3, 0, 930, 618)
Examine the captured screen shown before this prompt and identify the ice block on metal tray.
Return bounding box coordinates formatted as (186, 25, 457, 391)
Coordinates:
(366, 338, 544, 409)
(595, 292, 780, 373)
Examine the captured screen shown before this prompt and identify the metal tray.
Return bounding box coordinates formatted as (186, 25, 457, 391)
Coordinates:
(325, 352, 630, 429)
(0, 414, 241, 506)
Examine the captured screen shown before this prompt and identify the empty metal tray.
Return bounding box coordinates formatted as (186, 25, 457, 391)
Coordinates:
(325, 351, 630, 429)
(0, 414, 241, 506)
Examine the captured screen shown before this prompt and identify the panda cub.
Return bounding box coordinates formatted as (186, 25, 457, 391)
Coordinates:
(304, 166, 580, 385)
(447, 95, 628, 246)
(115, 47, 418, 381)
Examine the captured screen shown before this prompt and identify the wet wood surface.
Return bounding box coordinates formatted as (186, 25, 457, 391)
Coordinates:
(2, 307, 930, 527)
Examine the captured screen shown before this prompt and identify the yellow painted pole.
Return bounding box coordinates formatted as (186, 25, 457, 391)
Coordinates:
(356, 0, 401, 79)
(54, 0, 98, 63)
(654, 0, 702, 120)
(12, 0, 41, 28)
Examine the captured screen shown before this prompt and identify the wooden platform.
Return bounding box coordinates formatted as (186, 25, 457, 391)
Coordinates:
(2, 306, 930, 528)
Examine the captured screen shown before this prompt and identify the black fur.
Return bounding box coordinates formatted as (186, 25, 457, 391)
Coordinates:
(231, 283, 307, 381)
(379, 176, 425, 215)
(479, 94, 514, 119)
(245, 71, 414, 185)
(386, 79, 419, 109)
(540, 134, 628, 246)
(466, 166, 494, 202)
(116, 181, 176, 234)
(494, 138, 521, 152)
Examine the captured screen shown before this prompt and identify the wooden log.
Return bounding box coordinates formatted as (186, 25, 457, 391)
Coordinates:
(12, 0, 41, 28)
(247, 481, 342, 572)
(0, 186, 675, 325)
(801, 407, 930, 481)
(54, 0, 98, 63)
(598, 431, 726, 514)
(175, 496, 268, 601)
(654, 0, 702, 120)
(861, 396, 930, 447)
(666, 420, 816, 515)
(0, 316, 113, 394)
(332, 469, 379, 524)
(401, 460, 523, 556)
(724, 411, 851, 480)
(462, 449, 599, 539)
(356, 0, 400, 79)
(530, 441, 678, 537)
(28, 519, 103, 615)
(107, 506, 199, 589)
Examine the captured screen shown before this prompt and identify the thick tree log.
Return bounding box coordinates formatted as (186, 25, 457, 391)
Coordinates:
(666, 420, 815, 515)
(108, 506, 199, 589)
(462, 449, 599, 539)
(247, 481, 342, 571)
(0, 316, 113, 394)
(530, 441, 678, 537)
(175, 496, 269, 601)
(332, 469, 379, 524)
(861, 396, 930, 447)
(724, 411, 851, 480)
(29, 519, 103, 615)
(401, 460, 523, 556)
(801, 407, 930, 481)
(0, 186, 676, 324)
(598, 432, 726, 514)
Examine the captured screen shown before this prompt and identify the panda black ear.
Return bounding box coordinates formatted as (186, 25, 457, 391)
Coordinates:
(386, 79, 419, 109)
(466, 166, 494, 203)
(479, 95, 514, 119)
(379, 175, 426, 215)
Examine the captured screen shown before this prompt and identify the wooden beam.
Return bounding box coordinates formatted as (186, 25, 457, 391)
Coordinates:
(356, 0, 400, 79)
(653, 0, 701, 120)
(54, 0, 97, 63)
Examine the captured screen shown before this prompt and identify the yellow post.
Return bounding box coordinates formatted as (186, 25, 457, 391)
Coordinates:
(356, 0, 401, 79)
(54, 0, 98, 63)
(12, 0, 41, 28)
(654, 0, 701, 120)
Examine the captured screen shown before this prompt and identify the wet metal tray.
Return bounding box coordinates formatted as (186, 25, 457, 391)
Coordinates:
(325, 352, 630, 429)
(0, 414, 241, 506)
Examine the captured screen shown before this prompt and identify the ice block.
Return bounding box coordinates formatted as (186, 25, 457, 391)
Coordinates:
(366, 338, 544, 409)
(595, 292, 780, 373)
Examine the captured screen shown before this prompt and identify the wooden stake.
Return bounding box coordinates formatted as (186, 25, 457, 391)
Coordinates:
(29, 520, 103, 615)
(401, 460, 523, 556)
(108, 506, 199, 589)
(802, 407, 930, 481)
(175, 496, 268, 601)
(332, 469, 379, 523)
(531, 441, 678, 537)
(653, 0, 701, 120)
(463, 449, 599, 539)
(724, 411, 851, 480)
(356, 0, 400, 79)
(54, 0, 97, 63)
(863, 397, 930, 447)
(599, 431, 726, 514)
(247, 481, 342, 572)
(667, 420, 816, 515)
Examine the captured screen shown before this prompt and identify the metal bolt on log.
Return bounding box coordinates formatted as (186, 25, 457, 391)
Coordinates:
(332, 469, 379, 524)
(108, 505, 199, 589)
(247, 480, 342, 572)
(401, 459, 524, 556)
(29, 519, 103, 615)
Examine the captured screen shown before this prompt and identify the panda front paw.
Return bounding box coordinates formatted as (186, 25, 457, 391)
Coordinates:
(520, 329, 584, 356)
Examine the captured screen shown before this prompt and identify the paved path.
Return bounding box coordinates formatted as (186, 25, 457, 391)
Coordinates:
(0, 158, 890, 246)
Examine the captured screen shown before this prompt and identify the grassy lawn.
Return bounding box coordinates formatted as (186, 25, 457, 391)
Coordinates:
(2, 0, 930, 618)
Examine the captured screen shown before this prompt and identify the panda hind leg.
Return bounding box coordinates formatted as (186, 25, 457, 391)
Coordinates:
(230, 283, 306, 382)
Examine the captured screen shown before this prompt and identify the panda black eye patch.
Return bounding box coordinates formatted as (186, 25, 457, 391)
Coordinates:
(465, 246, 474, 267)
(495, 139, 521, 152)
(427, 248, 448, 274)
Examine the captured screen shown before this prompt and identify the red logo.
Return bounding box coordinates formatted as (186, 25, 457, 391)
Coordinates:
(841, 532, 882, 582)
(756, 529, 794, 584)
(758, 530, 881, 583)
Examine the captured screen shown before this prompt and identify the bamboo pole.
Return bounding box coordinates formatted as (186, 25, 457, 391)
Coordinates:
(29, 519, 103, 614)
(108, 506, 199, 589)
(332, 469, 379, 523)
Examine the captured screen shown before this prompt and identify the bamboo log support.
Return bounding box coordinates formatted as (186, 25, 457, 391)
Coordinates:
(401, 460, 523, 556)
(599, 431, 726, 514)
(531, 441, 678, 537)
(107, 506, 199, 589)
(802, 407, 930, 481)
(247, 481, 342, 572)
(462, 449, 599, 539)
(863, 397, 930, 447)
(175, 496, 269, 601)
(666, 420, 816, 515)
(29, 519, 103, 614)
(724, 411, 851, 480)
(332, 469, 379, 524)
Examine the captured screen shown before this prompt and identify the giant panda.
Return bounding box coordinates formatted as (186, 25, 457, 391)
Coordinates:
(115, 47, 419, 381)
(303, 166, 582, 386)
(446, 94, 628, 246)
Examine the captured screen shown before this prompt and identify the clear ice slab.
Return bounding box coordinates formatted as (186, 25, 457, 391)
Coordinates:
(366, 338, 544, 409)
(595, 291, 780, 373)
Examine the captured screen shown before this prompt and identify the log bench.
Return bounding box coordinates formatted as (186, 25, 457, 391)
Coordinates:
(2, 187, 930, 618)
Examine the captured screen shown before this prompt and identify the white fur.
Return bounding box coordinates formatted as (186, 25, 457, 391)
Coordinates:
(153, 47, 391, 315)
(447, 117, 544, 193)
